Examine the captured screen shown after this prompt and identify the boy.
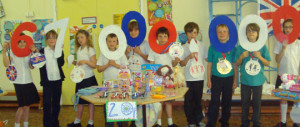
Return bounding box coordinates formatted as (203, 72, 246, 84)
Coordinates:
(97, 33, 129, 127)
(274, 19, 300, 127)
(125, 21, 150, 127)
(180, 22, 207, 127)
(235, 23, 271, 127)
(148, 27, 180, 127)
(206, 24, 237, 127)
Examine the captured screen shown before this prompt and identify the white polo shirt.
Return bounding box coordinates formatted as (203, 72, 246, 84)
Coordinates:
(77, 46, 96, 79)
(10, 51, 33, 84)
(148, 49, 173, 70)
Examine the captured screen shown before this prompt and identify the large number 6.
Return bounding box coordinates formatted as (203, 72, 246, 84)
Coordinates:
(11, 22, 37, 57)
(44, 18, 69, 58)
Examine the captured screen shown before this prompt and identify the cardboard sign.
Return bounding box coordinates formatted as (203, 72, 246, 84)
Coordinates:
(106, 102, 137, 122)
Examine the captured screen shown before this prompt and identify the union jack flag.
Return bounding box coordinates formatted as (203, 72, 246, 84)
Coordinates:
(259, 0, 300, 34)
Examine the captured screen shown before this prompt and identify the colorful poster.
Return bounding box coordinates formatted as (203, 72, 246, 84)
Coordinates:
(3, 20, 22, 43)
(0, 0, 5, 18)
(147, 0, 172, 26)
(69, 25, 92, 55)
(32, 19, 53, 50)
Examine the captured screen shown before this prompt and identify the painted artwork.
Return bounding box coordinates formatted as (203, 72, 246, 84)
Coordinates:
(69, 25, 92, 55)
(32, 19, 53, 50)
(3, 20, 22, 43)
(147, 0, 172, 25)
(0, 0, 5, 18)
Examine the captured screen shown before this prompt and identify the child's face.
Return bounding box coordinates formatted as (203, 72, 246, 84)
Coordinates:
(46, 34, 57, 48)
(157, 33, 168, 45)
(18, 40, 26, 49)
(129, 29, 139, 38)
(283, 21, 293, 35)
(246, 29, 258, 43)
(107, 37, 118, 51)
(77, 33, 87, 46)
(216, 26, 229, 43)
(186, 28, 198, 41)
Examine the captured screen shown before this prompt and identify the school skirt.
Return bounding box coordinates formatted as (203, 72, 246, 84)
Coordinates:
(14, 83, 40, 107)
(75, 76, 98, 104)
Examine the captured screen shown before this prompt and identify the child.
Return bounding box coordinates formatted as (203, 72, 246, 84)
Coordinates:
(97, 33, 128, 127)
(180, 22, 207, 127)
(39, 30, 65, 127)
(274, 19, 300, 127)
(148, 27, 180, 127)
(125, 21, 150, 127)
(206, 24, 237, 127)
(67, 29, 98, 127)
(235, 23, 271, 127)
(2, 33, 40, 127)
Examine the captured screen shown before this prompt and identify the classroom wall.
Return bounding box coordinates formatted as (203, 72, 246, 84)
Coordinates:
(0, 0, 278, 105)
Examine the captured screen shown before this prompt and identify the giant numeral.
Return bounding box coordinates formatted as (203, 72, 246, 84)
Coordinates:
(11, 22, 37, 57)
(44, 18, 69, 58)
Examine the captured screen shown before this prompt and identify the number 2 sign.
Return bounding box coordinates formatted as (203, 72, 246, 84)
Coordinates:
(106, 102, 137, 122)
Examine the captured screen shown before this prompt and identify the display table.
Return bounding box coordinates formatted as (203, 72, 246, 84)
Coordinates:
(272, 89, 300, 102)
(81, 87, 188, 127)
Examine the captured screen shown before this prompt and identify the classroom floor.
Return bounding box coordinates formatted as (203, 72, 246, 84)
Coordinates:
(0, 104, 296, 127)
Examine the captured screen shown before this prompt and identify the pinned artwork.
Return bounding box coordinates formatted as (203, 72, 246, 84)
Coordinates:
(3, 20, 22, 43)
(69, 25, 92, 55)
(32, 19, 53, 50)
(70, 66, 85, 83)
(147, 0, 172, 25)
(177, 31, 203, 44)
(44, 18, 69, 58)
(0, 1, 5, 18)
(30, 52, 46, 68)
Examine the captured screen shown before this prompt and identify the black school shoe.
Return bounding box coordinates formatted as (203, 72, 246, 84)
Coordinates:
(168, 124, 178, 127)
(274, 122, 286, 127)
(293, 123, 299, 127)
(87, 124, 94, 127)
(153, 124, 162, 127)
(67, 122, 82, 127)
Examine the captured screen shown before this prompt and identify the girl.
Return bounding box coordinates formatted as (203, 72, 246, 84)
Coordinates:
(39, 30, 65, 127)
(67, 29, 98, 127)
(2, 33, 40, 127)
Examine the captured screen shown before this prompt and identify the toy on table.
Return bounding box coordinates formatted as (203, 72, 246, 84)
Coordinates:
(279, 73, 296, 90)
(289, 85, 300, 93)
(173, 66, 185, 88)
(156, 65, 174, 88)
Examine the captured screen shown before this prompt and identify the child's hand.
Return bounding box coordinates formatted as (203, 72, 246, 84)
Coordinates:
(241, 51, 249, 59)
(253, 51, 261, 58)
(72, 61, 77, 65)
(232, 81, 237, 89)
(30, 45, 39, 52)
(282, 39, 288, 49)
(133, 46, 142, 55)
(108, 60, 116, 66)
(77, 60, 87, 66)
(189, 52, 197, 59)
(2, 42, 10, 51)
(207, 80, 212, 88)
(125, 46, 131, 54)
(175, 57, 180, 63)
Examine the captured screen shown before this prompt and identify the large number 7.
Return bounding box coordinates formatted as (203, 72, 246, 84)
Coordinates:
(44, 18, 69, 58)
(11, 22, 37, 57)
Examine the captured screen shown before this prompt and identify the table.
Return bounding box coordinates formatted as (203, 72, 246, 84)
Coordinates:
(0, 91, 7, 97)
(81, 87, 188, 127)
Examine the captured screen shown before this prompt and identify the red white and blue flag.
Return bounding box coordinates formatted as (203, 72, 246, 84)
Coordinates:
(259, 0, 300, 34)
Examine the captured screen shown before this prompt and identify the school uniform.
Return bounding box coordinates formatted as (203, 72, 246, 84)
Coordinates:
(128, 40, 150, 71)
(180, 41, 207, 125)
(206, 46, 236, 127)
(39, 47, 65, 127)
(76, 46, 98, 104)
(10, 51, 40, 107)
(235, 45, 271, 127)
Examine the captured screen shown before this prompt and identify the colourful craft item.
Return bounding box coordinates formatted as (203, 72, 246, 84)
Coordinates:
(148, 20, 177, 54)
(152, 94, 166, 99)
(290, 85, 300, 93)
(6, 65, 17, 81)
(30, 52, 46, 68)
(70, 66, 85, 83)
(272, 89, 300, 100)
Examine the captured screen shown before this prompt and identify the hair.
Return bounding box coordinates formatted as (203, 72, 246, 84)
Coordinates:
(246, 23, 260, 40)
(45, 30, 58, 40)
(156, 27, 169, 37)
(106, 33, 118, 42)
(75, 29, 93, 51)
(128, 21, 139, 31)
(216, 24, 229, 31)
(18, 33, 25, 43)
(184, 22, 199, 34)
(156, 65, 173, 76)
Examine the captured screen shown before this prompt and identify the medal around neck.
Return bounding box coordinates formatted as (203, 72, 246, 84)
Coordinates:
(30, 52, 46, 68)
(70, 66, 85, 83)
(238, 15, 268, 52)
(217, 58, 232, 74)
(169, 42, 184, 58)
(99, 25, 127, 60)
(245, 58, 261, 76)
(6, 65, 17, 81)
(190, 60, 205, 78)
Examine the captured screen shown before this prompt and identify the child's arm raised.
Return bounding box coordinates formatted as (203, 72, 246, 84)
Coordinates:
(275, 39, 288, 64)
(2, 43, 11, 67)
(236, 51, 248, 66)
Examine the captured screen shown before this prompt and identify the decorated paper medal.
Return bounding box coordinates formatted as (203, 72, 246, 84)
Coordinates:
(245, 53, 261, 75)
(6, 65, 17, 81)
(189, 60, 205, 78)
(169, 42, 184, 58)
(70, 66, 85, 83)
(217, 58, 232, 75)
(30, 52, 46, 68)
(129, 55, 141, 71)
